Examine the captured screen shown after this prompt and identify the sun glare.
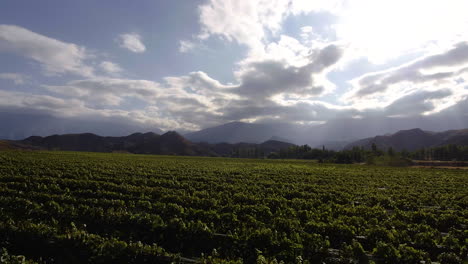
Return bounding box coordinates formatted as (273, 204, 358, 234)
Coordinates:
(336, 0, 468, 63)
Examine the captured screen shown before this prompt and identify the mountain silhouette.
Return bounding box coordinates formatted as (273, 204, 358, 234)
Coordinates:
(17, 131, 294, 157)
(345, 128, 468, 151)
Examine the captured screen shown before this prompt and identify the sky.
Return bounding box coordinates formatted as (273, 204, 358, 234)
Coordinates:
(1, 0, 468, 138)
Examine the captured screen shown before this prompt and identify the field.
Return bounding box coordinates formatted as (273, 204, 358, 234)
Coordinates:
(0, 151, 467, 263)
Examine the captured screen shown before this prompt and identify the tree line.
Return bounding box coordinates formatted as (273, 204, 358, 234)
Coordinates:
(231, 144, 467, 164)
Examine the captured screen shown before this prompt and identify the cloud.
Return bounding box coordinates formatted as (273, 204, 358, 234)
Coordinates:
(1, 1, 467, 139)
(198, 0, 289, 54)
(167, 0, 468, 131)
(335, 0, 468, 64)
(1, 67, 465, 137)
(301, 26, 313, 33)
(383, 89, 453, 117)
(40, 73, 231, 129)
(160, 71, 235, 123)
(0, 111, 162, 140)
(159, 55, 347, 127)
(0, 73, 28, 85)
(437, 95, 468, 118)
(194, 0, 347, 119)
(344, 42, 468, 107)
(300, 26, 314, 40)
(0, 89, 183, 133)
(117, 33, 146, 53)
(0, 25, 94, 77)
(0, 89, 84, 116)
(44, 78, 161, 107)
(99, 61, 123, 75)
(234, 44, 343, 100)
(179, 40, 196, 53)
(197, 0, 343, 56)
(0, 90, 173, 140)
(220, 99, 355, 124)
(39, 41, 345, 130)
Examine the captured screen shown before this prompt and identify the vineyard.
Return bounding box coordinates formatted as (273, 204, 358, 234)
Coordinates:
(0, 151, 467, 263)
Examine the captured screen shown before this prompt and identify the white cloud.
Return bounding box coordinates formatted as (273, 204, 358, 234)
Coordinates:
(289, 0, 346, 15)
(301, 26, 313, 33)
(198, 0, 292, 55)
(0, 89, 180, 132)
(0, 73, 28, 85)
(117, 33, 146, 53)
(179, 40, 195, 53)
(335, 0, 468, 64)
(196, 0, 468, 67)
(0, 24, 94, 77)
(2, 1, 467, 133)
(192, 5, 347, 112)
(197, 0, 343, 55)
(3, 66, 466, 134)
(100, 61, 123, 75)
(44, 78, 161, 107)
(194, 0, 347, 114)
(0, 89, 85, 117)
(343, 41, 468, 110)
(37, 38, 345, 129)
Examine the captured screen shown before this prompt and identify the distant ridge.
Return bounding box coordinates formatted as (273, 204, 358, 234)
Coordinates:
(20, 131, 212, 156)
(16, 131, 295, 157)
(345, 128, 468, 151)
(0, 140, 35, 150)
(185, 122, 274, 144)
(6, 128, 467, 156)
(268, 136, 293, 144)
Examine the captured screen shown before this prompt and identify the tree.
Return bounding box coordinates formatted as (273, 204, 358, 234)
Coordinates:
(387, 147, 394, 156)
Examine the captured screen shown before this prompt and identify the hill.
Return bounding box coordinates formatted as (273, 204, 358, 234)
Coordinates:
(0, 140, 42, 151)
(17, 132, 295, 157)
(0, 112, 163, 140)
(198, 139, 296, 157)
(185, 114, 468, 147)
(20, 131, 212, 156)
(345, 128, 468, 151)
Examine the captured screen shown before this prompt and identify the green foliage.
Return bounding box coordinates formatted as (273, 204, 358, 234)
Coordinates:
(397, 244, 425, 263)
(373, 242, 399, 264)
(411, 144, 468, 161)
(367, 155, 412, 167)
(438, 252, 462, 264)
(0, 248, 37, 264)
(268, 143, 467, 165)
(0, 150, 466, 263)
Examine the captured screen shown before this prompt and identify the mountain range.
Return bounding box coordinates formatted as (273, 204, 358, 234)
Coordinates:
(14, 131, 295, 157)
(1, 126, 467, 156)
(345, 128, 468, 151)
(3, 112, 467, 149)
(185, 122, 298, 144)
(184, 117, 468, 149)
